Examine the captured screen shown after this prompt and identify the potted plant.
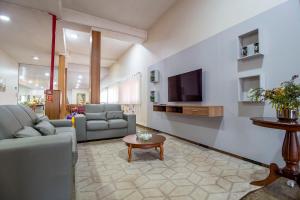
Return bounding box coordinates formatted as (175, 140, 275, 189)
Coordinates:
(249, 75, 300, 121)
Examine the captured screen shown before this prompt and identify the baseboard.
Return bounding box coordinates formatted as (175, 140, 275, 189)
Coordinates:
(137, 124, 268, 168)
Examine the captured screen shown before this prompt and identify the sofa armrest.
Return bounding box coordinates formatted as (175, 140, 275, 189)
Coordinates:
(123, 113, 136, 134)
(0, 135, 73, 200)
(74, 114, 87, 142)
(50, 119, 72, 127)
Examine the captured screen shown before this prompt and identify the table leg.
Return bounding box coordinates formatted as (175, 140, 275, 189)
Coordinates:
(160, 143, 164, 161)
(282, 131, 300, 178)
(251, 163, 280, 186)
(128, 144, 132, 162)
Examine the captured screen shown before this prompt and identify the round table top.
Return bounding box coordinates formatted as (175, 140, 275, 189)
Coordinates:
(250, 117, 300, 131)
(123, 134, 166, 145)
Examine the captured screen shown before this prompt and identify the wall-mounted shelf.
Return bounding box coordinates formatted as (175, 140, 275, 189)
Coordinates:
(150, 70, 160, 83)
(153, 105, 224, 117)
(238, 69, 264, 102)
(238, 53, 264, 61)
(150, 91, 159, 103)
(237, 29, 264, 60)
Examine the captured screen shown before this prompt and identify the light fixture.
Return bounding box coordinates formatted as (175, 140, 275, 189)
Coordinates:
(78, 75, 83, 79)
(19, 75, 24, 80)
(45, 72, 50, 76)
(28, 80, 33, 84)
(0, 15, 10, 22)
(32, 56, 39, 61)
(77, 79, 81, 83)
(35, 83, 39, 87)
(69, 33, 78, 39)
(54, 81, 57, 85)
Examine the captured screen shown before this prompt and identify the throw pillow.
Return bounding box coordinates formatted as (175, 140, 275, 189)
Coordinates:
(36, 115, 50, 124)
(34, 120, 56, 136)
(86, 112, 106, 120)
(14, 126, 41, 138)
(106, 111, 123, 120)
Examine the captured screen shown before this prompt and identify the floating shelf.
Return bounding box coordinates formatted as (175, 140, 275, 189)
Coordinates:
(153, 105, 224, 117)
(238, 53, 264, 61)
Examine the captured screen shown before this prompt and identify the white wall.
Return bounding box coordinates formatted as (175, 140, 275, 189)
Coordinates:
(0, 49, 18, 105)
(102, 0, 287, 126)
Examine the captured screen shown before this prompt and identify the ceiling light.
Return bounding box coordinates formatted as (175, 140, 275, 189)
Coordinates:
(32, 56, 39, 60)
(19, 75, 24, 80)
(69, 33, 78, 39)
(78, 75, 82, 79)
(45, 72, 50, 76)
(77, 79, 81, 83)
(28, 80, 33, 84)
(54, 81, 57, 85)
(35, 83, 39, 87)
(0, 15, 10, 22)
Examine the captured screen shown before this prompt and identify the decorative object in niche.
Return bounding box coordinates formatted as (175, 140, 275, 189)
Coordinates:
(150, 90, 159, 103)
(0, 77, 6, 92)
(238, 29, 263, 60)
(249, 75, 300, 121)
(150, 70, 159, 83)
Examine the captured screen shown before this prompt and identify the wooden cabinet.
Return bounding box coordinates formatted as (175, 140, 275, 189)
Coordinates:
(153, 105, 223, 117)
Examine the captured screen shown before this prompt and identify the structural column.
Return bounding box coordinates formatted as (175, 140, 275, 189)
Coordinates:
(58, 54, 66, 118)
(90, 30, 101, 104)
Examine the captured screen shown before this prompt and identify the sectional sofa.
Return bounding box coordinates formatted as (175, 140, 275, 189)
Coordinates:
(0, 105, 77, 200)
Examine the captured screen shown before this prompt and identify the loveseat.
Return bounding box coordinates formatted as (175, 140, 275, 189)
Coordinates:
(75, 104, 136, 141)
(0, 104, 77, 200)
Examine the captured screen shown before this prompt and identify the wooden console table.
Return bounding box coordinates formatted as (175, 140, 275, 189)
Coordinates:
(250, 117, 300, 186)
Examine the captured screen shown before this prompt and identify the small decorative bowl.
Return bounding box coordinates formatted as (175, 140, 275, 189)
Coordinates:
(136, 132, 153, 141)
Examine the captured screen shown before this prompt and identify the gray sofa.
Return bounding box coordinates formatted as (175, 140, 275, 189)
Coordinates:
(0, 105, 77, 200)
(75, 104, 136, 141)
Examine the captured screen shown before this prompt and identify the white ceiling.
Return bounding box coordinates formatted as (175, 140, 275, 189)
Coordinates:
(61, 0, 177, 29)
(0, 0, 177, 91)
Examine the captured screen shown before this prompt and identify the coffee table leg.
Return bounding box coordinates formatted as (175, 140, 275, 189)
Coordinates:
(160, 143, 164, 161)
(128, 144, 132, 162)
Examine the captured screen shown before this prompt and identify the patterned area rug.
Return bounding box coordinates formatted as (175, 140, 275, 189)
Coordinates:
(76, 134, 268, 200)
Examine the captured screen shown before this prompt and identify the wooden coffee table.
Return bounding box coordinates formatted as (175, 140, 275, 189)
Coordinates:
(123, 134, 166, 162)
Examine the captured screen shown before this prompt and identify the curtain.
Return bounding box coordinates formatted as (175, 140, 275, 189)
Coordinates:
(119, 74, 141, 104)
(107, 84, 119, 104)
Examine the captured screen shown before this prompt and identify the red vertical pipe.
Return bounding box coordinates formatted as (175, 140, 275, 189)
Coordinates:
(49, 14, 56, 91)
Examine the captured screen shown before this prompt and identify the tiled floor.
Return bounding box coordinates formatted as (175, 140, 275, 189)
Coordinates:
(76, 133, 268, 200)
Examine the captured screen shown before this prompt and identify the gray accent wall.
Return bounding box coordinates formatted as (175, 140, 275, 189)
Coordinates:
(147, 0, 300, 166)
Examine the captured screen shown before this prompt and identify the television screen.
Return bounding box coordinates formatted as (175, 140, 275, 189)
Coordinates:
(168, 69, 202, 102)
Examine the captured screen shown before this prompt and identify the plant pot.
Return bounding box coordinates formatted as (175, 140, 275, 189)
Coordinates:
(276, 109, 299, 122)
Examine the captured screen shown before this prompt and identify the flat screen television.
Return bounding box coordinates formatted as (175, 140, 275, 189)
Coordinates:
(168, 69, 202, 102)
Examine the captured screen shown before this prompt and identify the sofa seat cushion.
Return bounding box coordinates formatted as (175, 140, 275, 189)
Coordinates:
(108, 119, 128, 129)
(14, 126, 41, 138)
(56, 127, 78, 165)
(87, 120, 108, 131)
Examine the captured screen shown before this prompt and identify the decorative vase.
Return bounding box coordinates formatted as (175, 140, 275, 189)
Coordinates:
(276, 109, 299, 122)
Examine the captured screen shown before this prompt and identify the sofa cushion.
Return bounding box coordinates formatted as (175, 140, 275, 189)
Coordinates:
(104, 104, 121, 111)
(0, 106, 23, 139)
(14, 126, 41, 138)
(85, 104, 105, 113)
(35, 120, 56, 136)
(86, 112, 106, 120)
(56, 127, 78, 165)
(107, 111, 123, 120)
(108, 119, 128, 129)
(87, 120, 108, 131)
(36, 115, 49, 123)
(6, 105, 34, 127)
